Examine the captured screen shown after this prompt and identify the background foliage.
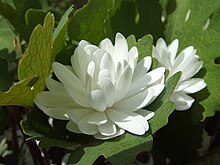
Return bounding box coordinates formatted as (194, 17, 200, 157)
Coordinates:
(0, 0, 219, 164)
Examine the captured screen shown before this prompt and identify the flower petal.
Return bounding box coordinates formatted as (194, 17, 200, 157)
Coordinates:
(67, 108, 94, 123)
(94, 129, 125, 140)
(45, 77, 66, 92)
(87, 111, 107, 125)
(89, 90, 106, 112)
(147, 84, 165, 105)
(100, 53, 115, 81)
(170, 92, 195, 110)
(97, 78, 115, 107)
(135, 109, 154, 121)
(99, 38, 114, 54)
(114, 88, 154, 111)
(128, 46, 138, 72)
(145, 67, 165, 85)
(66, 120, 81, 133)
(107, 109, 148, 135)
(34, 91, 77, 107)
(168, 39, 179, 64)
(113, 33, 128, 64)
(52, 62, 89, 107)
(34, 99, 70, 120)
(98, 120, 117, 136)
(114, 66, 132, 102)
(133, 56, 152, 80)
(176, 78, 206, 94)
(78, 114, 99, 135)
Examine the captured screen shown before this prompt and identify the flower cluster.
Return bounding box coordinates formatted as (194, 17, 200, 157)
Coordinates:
(34, 33, 206, 139)
(152, 39, 206, 110)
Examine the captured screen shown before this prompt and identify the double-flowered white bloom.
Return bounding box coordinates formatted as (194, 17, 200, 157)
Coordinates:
(34, 33, 165, 139)
(152, 38, 206, 110)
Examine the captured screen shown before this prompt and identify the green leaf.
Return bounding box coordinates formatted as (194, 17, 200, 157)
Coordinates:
(25, 8, 47, 39)
(68, 0, 114, 44)
(0, 76, 38, 107)
(52, 5, 74, 59)
(0, 0, 27, 40)
(68, 133, 153, 165)
(21, 110, 80, 150)
(0, 16, 15, 53)
(127, 34, 153, 60)
(149, 72, 181, 134)
(17, 13, 54, 106)
(165, 0, 220, 119)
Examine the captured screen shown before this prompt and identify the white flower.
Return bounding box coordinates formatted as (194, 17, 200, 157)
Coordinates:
(152, 38, 206, 110)
(34, 33, 165, 139)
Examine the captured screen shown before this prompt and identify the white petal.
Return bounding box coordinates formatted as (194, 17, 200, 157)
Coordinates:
(133, 56, 152, 80)
(87, 111, 107, 125)
(155, 38, 167, 53)
(107, 109, 148, 135)
(181, 61, 203, 81)
(86, 61, 96, 92)
(94, 129, 125, 140)
(145, 67, 165, 85)
(97, 78, 115, 107)
(34, 99, 70, 120)
(114, 88, 154, 111)
(89, 90, 106, 112)
(71, 41, 90, 80)
(113, 33, 128, 63)
(135, 109, 154, 121)
(170, 92, 195, 110)
(78, 114, 99, 135)
(34, 91, 77, 107)
(128, 47, 138, 72)
(45, 77, 65, 92)
(99, 38, 114, 54)
(66, 120, 81, 133)
(92, 49, 106, 69)
(84, 45, 99, 55)
(52, 62, 88, 107)
(177, 78, 206, 94)
(71, 46, 92, 83)
(67, 108, 94, 123)
(147, 84, 165, 105)
(114, 66, 132, 102)
(100, 53, 115, 81)
(168, 39, 179, 64)
(98, 120, 116, 136)
(169, 46, 195, 78)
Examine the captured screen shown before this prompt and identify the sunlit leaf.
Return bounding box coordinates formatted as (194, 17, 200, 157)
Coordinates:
(68, 133, 153, 165)
(17, 13, 54, 106)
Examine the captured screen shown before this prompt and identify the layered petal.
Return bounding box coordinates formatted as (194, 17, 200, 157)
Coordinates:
(107, 109, 149, 134)
(153, 38, 206, 111)
(170, 92, 195, 110)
